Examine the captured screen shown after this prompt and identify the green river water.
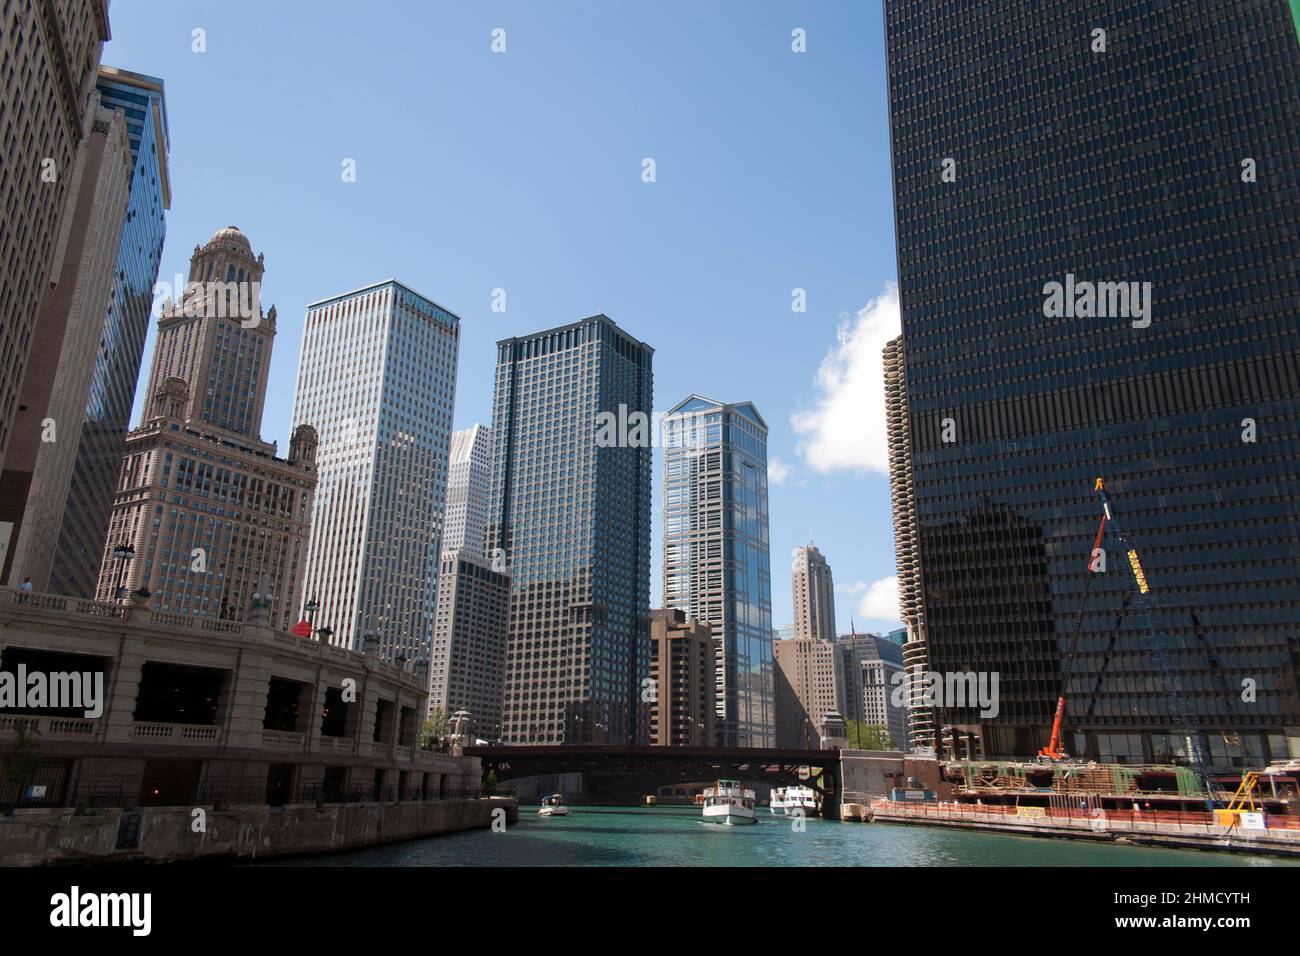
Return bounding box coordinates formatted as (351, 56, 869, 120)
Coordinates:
(275, 805, 1298, 867)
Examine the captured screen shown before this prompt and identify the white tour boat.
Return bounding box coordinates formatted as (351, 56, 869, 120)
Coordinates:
(770, 787, 789, 813)
(538, 793, 570, 816)
(783, 785, 819, 815)
(702, 779, 757, 825)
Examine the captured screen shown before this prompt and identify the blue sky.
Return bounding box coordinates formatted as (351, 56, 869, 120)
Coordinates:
(104, 0, 902, 632)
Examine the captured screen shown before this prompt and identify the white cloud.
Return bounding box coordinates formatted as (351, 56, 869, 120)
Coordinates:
(853, 575, 901, 626)
(791, 285, 901, 476)
(768, 456, 793, 485)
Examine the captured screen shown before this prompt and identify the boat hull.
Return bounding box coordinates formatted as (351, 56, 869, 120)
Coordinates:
(703, 805, 757, 826)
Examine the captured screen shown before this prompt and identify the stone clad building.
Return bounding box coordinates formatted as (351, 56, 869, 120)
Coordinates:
(774, 635, 843, 750)
(0, 0, 111, 469)
(648, 609, 715, 747)
(0, 584, 474, 809)
(792, 543, 836, 643)
(428, 550, 510, 741)
(94, 227, 316, 632)
(0, 91, 131, 589)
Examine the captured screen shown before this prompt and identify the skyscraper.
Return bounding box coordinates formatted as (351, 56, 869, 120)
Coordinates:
(51, 66, 170, 599)
(792, 542, 836, 642)
(884, 334, 933, 751)
(649, 609, 715, 747)
(441, 423, 492, 561)
(0, 0, 110, 473)
(488, 315, 653, 746)
(293, 280, 460, 662)
(773, 635, 842, 749)
(663, 395, 774, 748)
(95, 227, 317, 631)
(428, 549, 510, 741)
(836, 630, 907, 752)
(0, 91, 130, 588)
(884, 0, 1300, 765)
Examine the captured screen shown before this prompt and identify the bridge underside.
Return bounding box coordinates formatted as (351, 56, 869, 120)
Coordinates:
(464, 745, 841, 804)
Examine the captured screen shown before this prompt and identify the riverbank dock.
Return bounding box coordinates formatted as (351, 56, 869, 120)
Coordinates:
(869, 799, 1300, 858)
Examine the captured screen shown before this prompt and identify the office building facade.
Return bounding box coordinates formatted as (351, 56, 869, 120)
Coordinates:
(488, 315, 653, 745)
(94, 227, 317, 631)
(837, 631, 907, 752)
(0, 0, 110, 471)
(792, 542, 836, 642)
(0, 92, 129, 588)
(649, 609, 715, 747)
(663, 395, 775, 747)
(50, 66, 171, 599)
(773, 635, 842, 749)
(428, 550, 510, 741)
(293, 280, 460, 661)
(884, 0, 1300, 766)
(441, 423, 492, 561)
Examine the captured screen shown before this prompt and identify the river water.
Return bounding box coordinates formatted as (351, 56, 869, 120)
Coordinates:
(276, 805, 1297, 867)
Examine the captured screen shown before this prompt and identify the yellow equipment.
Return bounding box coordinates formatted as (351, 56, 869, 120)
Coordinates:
(1213, 771, 1260, 826)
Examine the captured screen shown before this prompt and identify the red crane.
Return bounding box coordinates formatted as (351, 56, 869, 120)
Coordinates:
(1038, 480, 1108, 761)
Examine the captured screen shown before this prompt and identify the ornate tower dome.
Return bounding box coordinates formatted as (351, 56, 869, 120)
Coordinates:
(187, 223, 265, 286)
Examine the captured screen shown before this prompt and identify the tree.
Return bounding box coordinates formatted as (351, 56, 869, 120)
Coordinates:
(1, 721, 42, 807)
(420, 708, 449, 751)
(846, 720, 895, 751)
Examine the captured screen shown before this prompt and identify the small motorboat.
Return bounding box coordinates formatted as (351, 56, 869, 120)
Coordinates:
(538, 793, 570, 816)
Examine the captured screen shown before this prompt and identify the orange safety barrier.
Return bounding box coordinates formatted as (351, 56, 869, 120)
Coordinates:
(870, 800, 1300, 830)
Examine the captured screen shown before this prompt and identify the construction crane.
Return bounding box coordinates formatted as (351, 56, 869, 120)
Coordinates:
(1213, 771, 1260, 826)
(1039, 478, 1217, 808)
(1037, 497, 1108, 761)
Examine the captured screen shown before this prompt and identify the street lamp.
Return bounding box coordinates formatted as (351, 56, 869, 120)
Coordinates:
(111, 543, 135, 602)
(304, 595, 319, 625)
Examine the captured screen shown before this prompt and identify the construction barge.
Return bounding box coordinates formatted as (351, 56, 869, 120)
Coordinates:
(869, 760, 1300, 858)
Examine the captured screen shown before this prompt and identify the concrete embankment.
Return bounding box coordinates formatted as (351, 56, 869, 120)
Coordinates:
(870, 801, 1300, 858)
(0, 797, 518, 865)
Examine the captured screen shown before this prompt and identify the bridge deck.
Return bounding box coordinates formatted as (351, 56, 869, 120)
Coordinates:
(464, 745, 834, 762)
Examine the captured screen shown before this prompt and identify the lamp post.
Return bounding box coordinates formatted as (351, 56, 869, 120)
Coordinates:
(250, 588, 274, 625)
(111, 543, 135, 602)
(304, 595, 319, 626)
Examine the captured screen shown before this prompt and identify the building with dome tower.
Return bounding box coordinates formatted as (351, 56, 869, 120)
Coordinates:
(93, 227, 317, 632)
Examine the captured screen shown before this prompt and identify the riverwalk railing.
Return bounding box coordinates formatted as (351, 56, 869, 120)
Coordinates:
(870, 799, 1300, 835)
(2, 778, 488, 812)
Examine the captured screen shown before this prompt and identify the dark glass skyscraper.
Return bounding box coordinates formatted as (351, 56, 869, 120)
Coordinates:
(50, 67, 170, 598)
(885, 1, 1300, 767)
(488, 315, 653, 745)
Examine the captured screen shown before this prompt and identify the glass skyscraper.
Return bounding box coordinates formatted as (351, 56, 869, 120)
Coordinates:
(488, 315, 653, 746)
(50, 66, 170, 598)
(884, 0, 1300, 767)
(293, 280, 460, 662)
(663, 396, 774, 748)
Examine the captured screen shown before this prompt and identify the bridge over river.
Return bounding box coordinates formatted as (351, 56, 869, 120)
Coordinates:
(463, 745, 843, 816)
